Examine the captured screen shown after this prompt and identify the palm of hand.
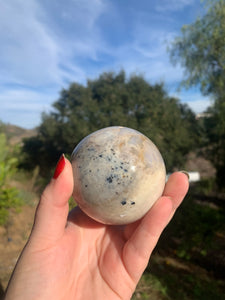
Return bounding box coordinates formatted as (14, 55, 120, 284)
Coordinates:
(5, 158, 188, 300)
(64, 210, 136, 300)
(24, 195, 173, 300)
(25, 209, 144, 300)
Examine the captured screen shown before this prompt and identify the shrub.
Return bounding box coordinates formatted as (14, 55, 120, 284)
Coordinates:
(0, 133, 23, 226)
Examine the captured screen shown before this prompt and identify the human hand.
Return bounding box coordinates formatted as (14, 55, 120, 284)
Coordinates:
(5, 155, 189, 300)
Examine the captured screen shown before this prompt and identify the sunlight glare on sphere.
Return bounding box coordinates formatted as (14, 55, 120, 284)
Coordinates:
(71, 126, 166, 225)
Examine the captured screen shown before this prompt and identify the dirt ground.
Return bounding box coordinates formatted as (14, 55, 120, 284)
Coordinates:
(0, 203, 37, 294)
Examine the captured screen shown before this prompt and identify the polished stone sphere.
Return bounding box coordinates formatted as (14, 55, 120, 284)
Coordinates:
(71, 126, 166, 225)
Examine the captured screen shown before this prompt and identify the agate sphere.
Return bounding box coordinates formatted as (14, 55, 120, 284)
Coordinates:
(71, 126, 166, 225)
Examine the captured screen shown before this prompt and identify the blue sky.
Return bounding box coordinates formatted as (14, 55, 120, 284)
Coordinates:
(0, 0, 211, 129)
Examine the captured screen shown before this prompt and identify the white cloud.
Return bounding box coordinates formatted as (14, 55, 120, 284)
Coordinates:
(0, 0, 185, 89)
(133, 30, 168, 59)
(187, 99, 211, 113)
(0, 0, 207, 128)
(0, 88, 57, 128)
(172, 90, 212, 113)
(0, 89, 52, 111)
(0, 0, 110, 127)
(113, 51, 183, 84)
(57, 0, 109, 60)
(107, 25, 183, 85)
(0, 0, 63, 86)
(0, 0, 108, 88)
(156, 0, 194, 12)
(70, 0, 108, 29)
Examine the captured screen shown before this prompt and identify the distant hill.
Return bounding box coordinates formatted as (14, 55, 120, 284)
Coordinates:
(1, 123, 37, 145)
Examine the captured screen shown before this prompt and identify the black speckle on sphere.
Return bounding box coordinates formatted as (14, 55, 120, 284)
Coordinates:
(106, 176, 113, 183)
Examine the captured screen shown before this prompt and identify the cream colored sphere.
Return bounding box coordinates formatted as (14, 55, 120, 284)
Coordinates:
(71, 126, 166, 225)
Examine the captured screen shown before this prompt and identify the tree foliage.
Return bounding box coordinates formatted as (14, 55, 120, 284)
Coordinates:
(0, 133, 22, 225)
(203, 99, 225, 189)
(22, 71, 199, 175)
(169, 0, 225, 96)
(169, 0, 225, 189)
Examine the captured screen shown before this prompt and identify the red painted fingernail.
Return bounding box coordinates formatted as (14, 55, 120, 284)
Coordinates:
(53, 154, 66, 179)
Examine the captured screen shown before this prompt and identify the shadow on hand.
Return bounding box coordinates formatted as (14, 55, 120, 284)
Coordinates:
(0, 280, 5, 300)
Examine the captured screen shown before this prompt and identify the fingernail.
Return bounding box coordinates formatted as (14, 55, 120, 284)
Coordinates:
(180, 170, 189, 180)
(53, 154, 66, 179)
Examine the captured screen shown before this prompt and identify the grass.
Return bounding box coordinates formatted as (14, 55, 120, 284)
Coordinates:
(132, 273, 168, 299)
(132, 180, 225, 299)
(132, 251, 225, 300)
(148, 256, 224, 300)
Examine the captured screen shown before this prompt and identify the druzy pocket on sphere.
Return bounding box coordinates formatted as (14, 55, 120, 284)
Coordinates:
(71, 126, 166, 225)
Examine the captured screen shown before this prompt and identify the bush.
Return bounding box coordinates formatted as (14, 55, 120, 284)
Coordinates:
(0, 133, 23, 226)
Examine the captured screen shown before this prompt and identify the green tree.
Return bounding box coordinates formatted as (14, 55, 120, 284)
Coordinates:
(170, 0, 225, 96)
(169, 0, 225, 189)
(0, 133, 22, 225)
(22, 71, 199, 175)
(203, 100, 225, 188)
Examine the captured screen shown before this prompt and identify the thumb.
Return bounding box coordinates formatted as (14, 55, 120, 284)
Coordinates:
(31, 154, 74, 244)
